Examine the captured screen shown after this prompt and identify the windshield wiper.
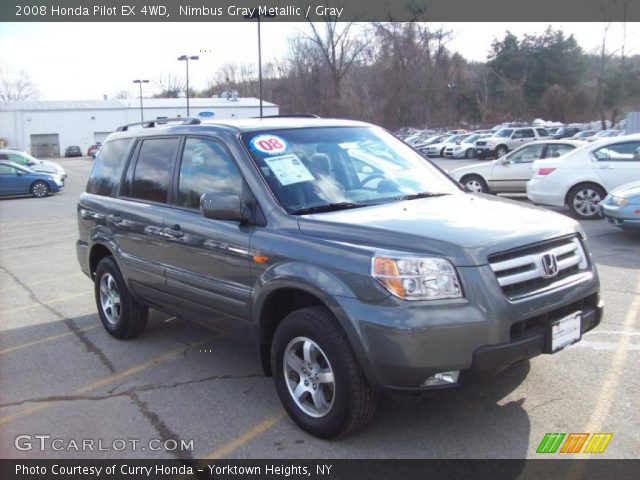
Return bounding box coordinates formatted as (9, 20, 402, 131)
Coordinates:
(396, 192, 450, 201)
(293, 202, 367, 215)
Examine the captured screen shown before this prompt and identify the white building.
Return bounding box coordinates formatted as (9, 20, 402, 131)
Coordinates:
(0, 97, 279, 157)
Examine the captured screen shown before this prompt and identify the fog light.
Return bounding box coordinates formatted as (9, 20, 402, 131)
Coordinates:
(421, 370, 460, 387)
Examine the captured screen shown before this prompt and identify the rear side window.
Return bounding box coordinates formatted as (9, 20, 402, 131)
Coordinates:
(536, 128, 548, 137)
(176, 138, 242, 209)
(593, 141, 640, 162)
(86, 139, 132, 196)
(129, 137, 180, 203)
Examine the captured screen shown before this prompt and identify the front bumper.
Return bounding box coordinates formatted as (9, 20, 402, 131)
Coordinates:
(475, 146, 496, 159)
(600, 203, 640, 230)
(333, 264, 601, 392)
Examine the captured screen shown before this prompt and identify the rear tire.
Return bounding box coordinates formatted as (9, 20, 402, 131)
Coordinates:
(94, 256, 148, 339)
(271, 306, 377, 439)
(30, 181, 49, 198)
(461, 174, 489, 194)
(567, 183, 606, 220)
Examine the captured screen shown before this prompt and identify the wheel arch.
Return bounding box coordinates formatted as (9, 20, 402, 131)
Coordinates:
(254, 280, 371, 382)
(564, 181, 607, 207)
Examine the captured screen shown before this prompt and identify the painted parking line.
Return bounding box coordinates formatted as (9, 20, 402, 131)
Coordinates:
(0, 336, 216, 426)
(0, 228, 76, 243)
(583, 271, 640, 454)
(204, 411, 287, 459)
(0, 290, 92, 315)
(0, 325, 100, 355)
(179, 411, 287, 479)
(0, 271, 85, 293)
(0, 233, 77, 251)
(0, 218, 73, 229)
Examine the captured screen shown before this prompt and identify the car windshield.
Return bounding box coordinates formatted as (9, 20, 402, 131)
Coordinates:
(242, 127, 461, 214)
(494, 129, 513, 138)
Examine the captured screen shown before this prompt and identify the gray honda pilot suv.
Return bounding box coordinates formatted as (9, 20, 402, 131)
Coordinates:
(77, 116, 602, 439)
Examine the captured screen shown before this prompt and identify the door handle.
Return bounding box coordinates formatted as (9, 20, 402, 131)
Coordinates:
(597, 165, 614, 169)
(163, 225, 184, 238)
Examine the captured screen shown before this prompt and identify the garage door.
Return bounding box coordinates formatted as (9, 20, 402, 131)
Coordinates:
(94, 132, 112, 144)
(30, 134, 60, 158)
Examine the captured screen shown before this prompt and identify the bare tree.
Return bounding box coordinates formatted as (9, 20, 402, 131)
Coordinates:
(303, 19, 369, 114)
(0, 69, 38, 102)
(596, 8, 617, 129)
(154, 74, 184, 98)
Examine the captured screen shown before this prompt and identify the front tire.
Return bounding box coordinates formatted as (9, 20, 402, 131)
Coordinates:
(94, 256, 148, 339)
(567, 183, 606, 220)
(461, 174, 489, 193)
(30, 181, 49, 198)
(465, 148, 475, 159)
(271, 306, 377, 439)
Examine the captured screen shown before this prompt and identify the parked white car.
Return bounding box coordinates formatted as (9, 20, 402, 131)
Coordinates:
(527, 134, 640, 219)
(475, 127, 549, 159)
(423, 134, 470, 157)
(0, 149, 67, 182)
(444, 133, 492, 159)
(413, 134, 449, 154)
(451, 140, 583, 193)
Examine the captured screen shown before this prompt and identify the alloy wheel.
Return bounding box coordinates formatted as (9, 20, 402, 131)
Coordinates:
(283, 336, 335, 418)
(99, 273, 121, 325)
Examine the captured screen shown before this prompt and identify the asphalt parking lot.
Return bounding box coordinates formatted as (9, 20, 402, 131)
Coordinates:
(0, 155, 638, 460)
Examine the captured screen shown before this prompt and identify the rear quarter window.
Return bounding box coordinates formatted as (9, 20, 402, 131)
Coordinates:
(86, 139, 133, 196)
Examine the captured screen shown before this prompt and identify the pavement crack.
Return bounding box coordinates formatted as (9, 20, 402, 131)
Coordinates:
(0, 264, 116, 374)
(0, 372, 264, 409)
(130, 393, 193, 460)
(529, 396, 563, 412)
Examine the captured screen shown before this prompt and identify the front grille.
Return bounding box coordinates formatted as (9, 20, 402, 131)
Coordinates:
(510, 293, 599, 340)
(489, 235, 589, 299)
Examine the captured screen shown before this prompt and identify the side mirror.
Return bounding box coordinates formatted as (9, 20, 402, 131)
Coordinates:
(360, 165, 374, 174)
(16, 170, 24, 176)
(200, 193, 247, 222)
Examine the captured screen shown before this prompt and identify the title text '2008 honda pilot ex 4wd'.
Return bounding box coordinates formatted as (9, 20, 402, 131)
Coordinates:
(77, 117, 602, 439)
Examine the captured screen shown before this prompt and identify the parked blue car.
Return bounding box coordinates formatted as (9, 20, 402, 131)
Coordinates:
(600, 181, 640, 231)
(0, 160, 63, 197)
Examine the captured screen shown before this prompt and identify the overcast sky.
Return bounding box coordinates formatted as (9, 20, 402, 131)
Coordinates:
(0, 22, 637, 101)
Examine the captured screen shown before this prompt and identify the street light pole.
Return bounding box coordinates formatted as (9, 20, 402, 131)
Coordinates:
(177, 55, 199, 117)
(133, 79, 149, 122)
(244, 11, 274, 118)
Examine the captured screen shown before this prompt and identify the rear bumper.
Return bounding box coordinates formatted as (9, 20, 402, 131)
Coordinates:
(526, 177, 566, 207)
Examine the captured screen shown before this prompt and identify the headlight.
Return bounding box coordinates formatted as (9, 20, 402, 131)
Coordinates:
(372, 254, 463, 300)
(610, 196, 627, 206)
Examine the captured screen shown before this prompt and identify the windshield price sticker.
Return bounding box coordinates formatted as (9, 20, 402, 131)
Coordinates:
(251, 135, 289, 155)
(264, 154, 315, 186)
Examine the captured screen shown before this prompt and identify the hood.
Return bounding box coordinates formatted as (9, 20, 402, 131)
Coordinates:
(611, 181, 640, 200)
(297, 193, 580, 266)
(29, 160, 63, 174)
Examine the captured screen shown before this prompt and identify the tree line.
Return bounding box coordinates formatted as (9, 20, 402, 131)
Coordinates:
(3, 22, 637, 131)
(166, 22, 638, 130)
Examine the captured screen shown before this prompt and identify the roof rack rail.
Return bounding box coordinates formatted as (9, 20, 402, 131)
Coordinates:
(116, 117, 201, 132)
(253, 114, 320, 119)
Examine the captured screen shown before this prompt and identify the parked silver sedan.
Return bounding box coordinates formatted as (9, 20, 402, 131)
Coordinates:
(450, 140, 585, 194)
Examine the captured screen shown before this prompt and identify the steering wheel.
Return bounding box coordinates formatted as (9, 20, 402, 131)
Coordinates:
(360, 173, 386, 188)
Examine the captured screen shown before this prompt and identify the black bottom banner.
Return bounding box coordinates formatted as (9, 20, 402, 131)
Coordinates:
(1, 459, 639, 480)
